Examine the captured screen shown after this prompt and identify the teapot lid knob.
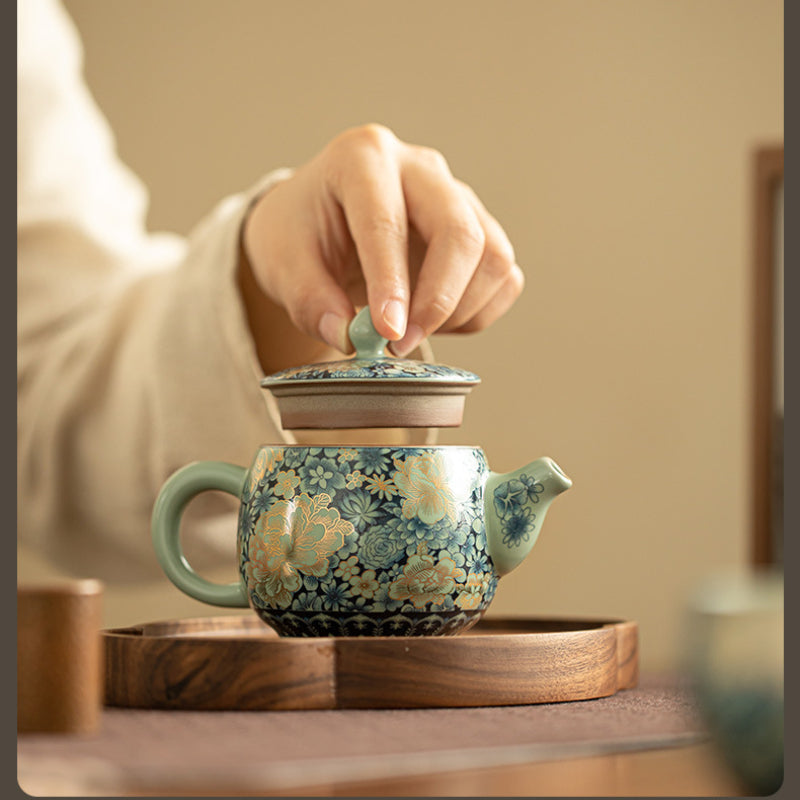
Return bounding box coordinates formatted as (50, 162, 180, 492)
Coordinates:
(348, 307, 388, 359)
(260, 305, 480, 429)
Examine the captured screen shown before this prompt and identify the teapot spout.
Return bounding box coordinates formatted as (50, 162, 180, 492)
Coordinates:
(484, 457, 572, 576)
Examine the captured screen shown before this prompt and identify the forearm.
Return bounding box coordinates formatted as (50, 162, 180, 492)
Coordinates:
(18, 186, 285, 581)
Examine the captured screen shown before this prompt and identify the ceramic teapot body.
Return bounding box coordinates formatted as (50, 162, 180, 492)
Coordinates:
(153, 445, 571, 637)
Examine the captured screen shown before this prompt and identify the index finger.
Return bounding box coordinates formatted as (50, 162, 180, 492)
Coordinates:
(326, 125, 412, 342)
(391, 152, 486, 356)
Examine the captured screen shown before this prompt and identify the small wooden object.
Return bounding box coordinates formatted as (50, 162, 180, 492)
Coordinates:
(751, 144, 783, 566)
(104, 615, 638, 711)
(18, 580, 104, 733)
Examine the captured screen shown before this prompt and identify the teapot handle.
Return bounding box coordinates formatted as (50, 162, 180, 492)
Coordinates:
(151, 461, 249, 607)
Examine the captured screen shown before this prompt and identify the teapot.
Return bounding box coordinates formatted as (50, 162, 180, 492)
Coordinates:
(152, 309, 571, 637)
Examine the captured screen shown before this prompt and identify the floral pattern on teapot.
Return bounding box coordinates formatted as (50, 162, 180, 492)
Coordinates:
(492, 473, 546, 547)
(262, 358, 479, 384)
(237, 446, 499, 637)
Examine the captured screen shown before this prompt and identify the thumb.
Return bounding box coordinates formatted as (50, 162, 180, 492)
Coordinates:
(281, 264, 356, 355)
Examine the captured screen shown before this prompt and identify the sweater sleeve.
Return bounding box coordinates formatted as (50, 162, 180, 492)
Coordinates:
(18, 0, 436, 584)
(17, 0, 295, 581)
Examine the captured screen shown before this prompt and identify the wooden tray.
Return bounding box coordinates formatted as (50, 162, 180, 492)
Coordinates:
(103, 615, 638, 711)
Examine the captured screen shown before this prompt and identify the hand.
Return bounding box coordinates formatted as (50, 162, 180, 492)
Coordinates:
(239, 124, 524, 373)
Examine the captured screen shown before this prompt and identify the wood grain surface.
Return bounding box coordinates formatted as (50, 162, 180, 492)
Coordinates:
(103, 616, 638, 711)
(751, 144, 783, 567)
(18, 581, 105, 733)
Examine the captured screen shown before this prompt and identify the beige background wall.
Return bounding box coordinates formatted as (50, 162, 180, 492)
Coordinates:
(34, 0, 781, 672)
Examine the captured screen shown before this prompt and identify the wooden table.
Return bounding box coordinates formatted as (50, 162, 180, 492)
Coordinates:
(292, 743, 747, 797)
(18, 675, 748, 796)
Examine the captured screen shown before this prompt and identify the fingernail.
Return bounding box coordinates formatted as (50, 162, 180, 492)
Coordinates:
(319, 312, 350, 353)
(382, 299, 407, 340)
(390, 323, 424, 358)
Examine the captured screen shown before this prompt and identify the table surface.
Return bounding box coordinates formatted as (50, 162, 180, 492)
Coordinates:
(18, 674, 749, 796)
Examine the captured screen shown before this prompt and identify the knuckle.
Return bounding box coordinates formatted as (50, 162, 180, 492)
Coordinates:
(482, 237, 517, 279)
(336, 123, 398, 155)
(424, 292, 460, 326)
(451, 316, 481, 334)
(364, 212, 407, 242)
(493, 234, 517, 268)
(454, 177, 479, 200)
(413, 145, 451, 174)
(286, 304, 313, 337)
(509, 263, 526, 295)
(438, 306, 472, 333)
(324, 125, 399, 188)
(285, 287, 321, 335)
(443, 217, 486, 255)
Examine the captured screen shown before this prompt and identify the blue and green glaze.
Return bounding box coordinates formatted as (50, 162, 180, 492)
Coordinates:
(237, 446, 496, 636)
(260, 306, 479, 389)
(152, 446, 572, 637)
(261, 358, 479, 386)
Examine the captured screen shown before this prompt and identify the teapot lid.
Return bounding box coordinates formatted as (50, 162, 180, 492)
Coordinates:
(261, 307, 480, 429)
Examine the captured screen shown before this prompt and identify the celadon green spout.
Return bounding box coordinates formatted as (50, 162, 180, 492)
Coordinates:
(484, 457, 573, 576)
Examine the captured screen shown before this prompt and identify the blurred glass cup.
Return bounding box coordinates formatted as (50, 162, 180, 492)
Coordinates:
(685, 569, 783, 795)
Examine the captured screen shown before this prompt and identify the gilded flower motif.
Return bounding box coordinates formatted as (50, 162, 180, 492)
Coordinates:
(455, 572, 490, 609)
(334, 554, 360, 580)
(393, 452, 458, 525)
(274, 469, 299, 499)
(247, 447, 283, 494)
(345, 470, 365, 489)
(364, 474, 397, 500)
(388, 548, 466, 609)
(246, 493, 353, 608)
(349, 569, 379, 599)
(242, 446, 495, 635)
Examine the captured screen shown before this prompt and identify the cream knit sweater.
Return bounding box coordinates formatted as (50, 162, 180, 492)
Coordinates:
(17, 0, 431, 596)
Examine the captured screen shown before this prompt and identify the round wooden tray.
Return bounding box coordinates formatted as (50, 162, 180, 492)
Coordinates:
(103, 615, 638, 711)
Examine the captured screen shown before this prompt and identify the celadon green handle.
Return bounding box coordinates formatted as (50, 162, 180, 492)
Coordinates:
(151, 461, 249, 607)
